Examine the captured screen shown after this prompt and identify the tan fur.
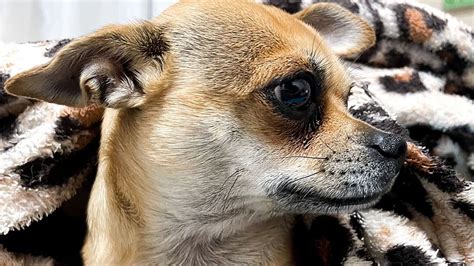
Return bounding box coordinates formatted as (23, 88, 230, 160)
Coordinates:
(5, 1, 406, 264)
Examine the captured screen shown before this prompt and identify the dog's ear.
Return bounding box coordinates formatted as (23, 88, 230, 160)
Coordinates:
(5, 21, 168, 108)
(294, 3, 375, 57)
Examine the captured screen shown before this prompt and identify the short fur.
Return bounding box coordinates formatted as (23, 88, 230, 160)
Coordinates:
(5, 0, 409, 264)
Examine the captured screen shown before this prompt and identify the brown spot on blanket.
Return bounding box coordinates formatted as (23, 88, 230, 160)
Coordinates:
(405, 8, 433, 43)
(406, 143, 467, 193)
(61, 104, 104, 128)
(406, 143, 436, 171)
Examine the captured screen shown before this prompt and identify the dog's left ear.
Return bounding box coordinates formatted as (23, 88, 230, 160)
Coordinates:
(5, 21, 168, 108)
(294, 3, 375, 57)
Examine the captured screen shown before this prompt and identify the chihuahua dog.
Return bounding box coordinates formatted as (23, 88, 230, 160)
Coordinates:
(6, 0, 407, 264)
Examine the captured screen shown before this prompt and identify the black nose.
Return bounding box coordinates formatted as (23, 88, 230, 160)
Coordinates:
(368, 132, 407, 159)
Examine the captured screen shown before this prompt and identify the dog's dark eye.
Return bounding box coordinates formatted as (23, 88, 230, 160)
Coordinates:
(269, 74, 319, 120)
(274, 79, 311, 108)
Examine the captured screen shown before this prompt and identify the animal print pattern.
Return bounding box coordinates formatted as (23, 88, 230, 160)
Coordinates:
(0, 0, 473, 264)
(0, 41, 102, 264)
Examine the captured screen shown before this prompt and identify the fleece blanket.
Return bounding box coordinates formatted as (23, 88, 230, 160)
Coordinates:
(1, 0, 473, 264)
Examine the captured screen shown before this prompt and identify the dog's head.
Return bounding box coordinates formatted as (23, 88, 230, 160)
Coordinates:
(6, 0, 406, 214)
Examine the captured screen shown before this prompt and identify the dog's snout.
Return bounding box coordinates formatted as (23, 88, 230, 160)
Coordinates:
(368, 132, 407, 159)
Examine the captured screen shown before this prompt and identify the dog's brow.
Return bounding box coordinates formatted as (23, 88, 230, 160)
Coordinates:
(258, 56, 327, 93)
(308, 56, 326, 74)
(308, 56, 327, 91)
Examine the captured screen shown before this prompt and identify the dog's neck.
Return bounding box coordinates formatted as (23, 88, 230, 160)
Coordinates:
(142, 205, 294, 264)
(139, 171, 295, 264)
(84, 109, 295, 265)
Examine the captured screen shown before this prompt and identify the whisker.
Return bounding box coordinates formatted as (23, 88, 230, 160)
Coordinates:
(223, 172, 240, 212)
(276, 155, 328, 160)
(287, 169, 324, 184)
(344, 130, 355, 144)
(350, 50, 364, 65)
(275, 155, 328, 160)
(310, 34, 317, 59)
(320, 139, 335, 153)
(210, 169, 242, 203)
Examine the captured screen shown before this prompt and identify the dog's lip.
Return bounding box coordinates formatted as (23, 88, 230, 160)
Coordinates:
(275, 183, 386, 207)
(273, 170, 400, 208)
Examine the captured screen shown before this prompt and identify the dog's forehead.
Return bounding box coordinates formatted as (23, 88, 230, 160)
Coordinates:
(162, 1, 313, 56)
(156, 0, 332, 94)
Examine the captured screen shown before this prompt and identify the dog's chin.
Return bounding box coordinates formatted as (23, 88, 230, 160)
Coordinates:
(270, 172, 398, 215)
(274, 188, 384, 214)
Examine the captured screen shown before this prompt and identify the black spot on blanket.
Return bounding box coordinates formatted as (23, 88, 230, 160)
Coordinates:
(0, 72, 10, 84)
(436, 43, 468, 75)
(350, 102, 390, 119)
(349, 212, 365, 240)
(0, 72, 16, 105)
(375, 193, 413, 219)
(310, 216, 353, 265)
(442, 156, 458, 169)
(293, 216, 355, 265)
(54, 115, 83, 141)
(365, 115, 410, 139)
(292, 216, 316, 265)
(444, 82, 474, 100)
(408, 124, 443, 150)
(265, 0, 301, 14)
(0, 113, 17, 139)
(16, 137, 99, 188)
(408, 124, 474, 153)
(349, 103, 410, 139)
(391, 166, 434, 218)
(44, 39, 72, 57)
(394, 4, 412, 41)
(444, 126, 474, 153)
(380, 72, 427, 93)
(0, 115, 17, 139)
(366, 1, 384, 37)
(452, 200, 474, 220)
(355, 249, 373, 262)
(385, 245, 432, 264)
(422, 10, 447, 32)
(415, 158, 467, 194)
(1, 72, 26, 140)
(357, 42, 379, 65)
(384, 49, 412, 67)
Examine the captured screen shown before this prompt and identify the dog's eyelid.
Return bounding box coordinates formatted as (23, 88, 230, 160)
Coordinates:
(260, 70, 313, 91)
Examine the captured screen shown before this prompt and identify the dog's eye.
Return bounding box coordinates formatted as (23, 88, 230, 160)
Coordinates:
(274, 79, 311, 109)
(268, 73, 320, 120)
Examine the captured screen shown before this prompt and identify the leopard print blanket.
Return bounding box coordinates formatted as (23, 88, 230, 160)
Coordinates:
(1, 0, 473, 264)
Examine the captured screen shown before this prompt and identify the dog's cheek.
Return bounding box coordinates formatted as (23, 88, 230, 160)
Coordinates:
(234, 95, 317, 154)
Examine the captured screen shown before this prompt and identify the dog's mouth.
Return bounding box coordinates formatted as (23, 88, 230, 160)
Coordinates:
(270, 173, 398, 213)
(276, 182, 383, 207)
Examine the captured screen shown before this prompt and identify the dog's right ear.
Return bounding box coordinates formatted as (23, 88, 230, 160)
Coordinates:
(294, 3, 375, 57)
(5, 21, 168, 108)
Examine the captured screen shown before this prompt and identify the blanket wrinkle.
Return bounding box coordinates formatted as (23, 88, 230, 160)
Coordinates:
(1, 0, 473, 264)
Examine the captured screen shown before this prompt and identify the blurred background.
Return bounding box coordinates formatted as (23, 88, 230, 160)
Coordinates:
(0, 0, 176, 42)
(0, 0, 473, 43)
